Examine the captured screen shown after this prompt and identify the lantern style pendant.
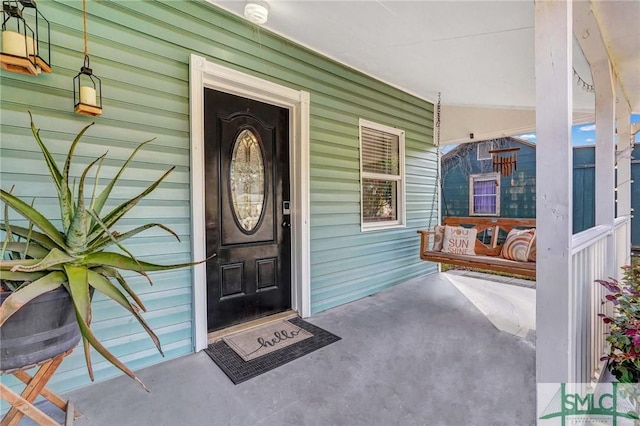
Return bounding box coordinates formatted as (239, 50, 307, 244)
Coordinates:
(73, 54, 102, 116)
(0, 0, 51, 75)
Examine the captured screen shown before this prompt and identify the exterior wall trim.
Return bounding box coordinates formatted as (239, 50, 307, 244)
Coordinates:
(189, 54, 311, 351)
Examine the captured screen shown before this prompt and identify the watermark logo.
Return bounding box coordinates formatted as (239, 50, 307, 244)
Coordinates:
(538, 383, 639, 425)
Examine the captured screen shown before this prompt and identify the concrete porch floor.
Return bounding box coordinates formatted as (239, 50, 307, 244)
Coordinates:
(59, 272, 535, 426)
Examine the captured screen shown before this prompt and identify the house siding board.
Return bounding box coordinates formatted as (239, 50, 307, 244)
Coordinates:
(0, 0, 435, 400)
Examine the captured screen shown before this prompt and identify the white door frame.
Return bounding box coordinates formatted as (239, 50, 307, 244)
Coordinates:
(189, 54, 311, 351)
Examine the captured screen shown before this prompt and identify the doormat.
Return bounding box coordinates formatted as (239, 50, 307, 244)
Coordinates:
(224, 319, 314, 361)
(204, 317, 340, 384)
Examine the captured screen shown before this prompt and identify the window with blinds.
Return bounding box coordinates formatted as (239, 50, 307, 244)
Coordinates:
(469, 173, 500, 216)
(359, 119, 405, 230)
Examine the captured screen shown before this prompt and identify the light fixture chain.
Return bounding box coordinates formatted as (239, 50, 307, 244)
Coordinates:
(82, 0, 88, 56)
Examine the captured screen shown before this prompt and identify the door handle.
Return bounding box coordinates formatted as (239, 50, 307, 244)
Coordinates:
(282, 221, 291, 228)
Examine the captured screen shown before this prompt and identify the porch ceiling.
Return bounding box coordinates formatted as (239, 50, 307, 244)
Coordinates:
(210, 1, 639, 143)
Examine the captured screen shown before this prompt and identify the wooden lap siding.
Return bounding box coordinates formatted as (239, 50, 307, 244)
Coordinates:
(0, 0, 436, 397)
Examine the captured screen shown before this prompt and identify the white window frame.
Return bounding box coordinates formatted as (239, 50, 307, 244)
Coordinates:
(359, 118, 406, 231)
(469, 172, 500, 216)
(477, 141, 494, 161)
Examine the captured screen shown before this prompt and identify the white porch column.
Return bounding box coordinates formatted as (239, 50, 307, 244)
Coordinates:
(616, 103, 632, 269)
(534, 0, 573, 386)
(616, 107, 633, 217)
(593, 60, 615, 226)
(593, 60, 616, 277)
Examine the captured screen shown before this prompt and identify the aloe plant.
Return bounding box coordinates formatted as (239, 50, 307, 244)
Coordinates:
(0, 113, 203, 390)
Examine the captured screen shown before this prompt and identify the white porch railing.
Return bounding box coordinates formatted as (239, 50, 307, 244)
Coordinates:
(570, 216, 631, 384)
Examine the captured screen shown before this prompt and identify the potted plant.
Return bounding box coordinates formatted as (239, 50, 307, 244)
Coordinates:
(597, 261, 640, 406)
(0, 113, 204, 389)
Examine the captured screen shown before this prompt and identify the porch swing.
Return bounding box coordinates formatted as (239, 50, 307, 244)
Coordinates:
(416, 94, 537, 278)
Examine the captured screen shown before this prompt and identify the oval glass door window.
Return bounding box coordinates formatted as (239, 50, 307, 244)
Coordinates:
(230, 129, 265, 232)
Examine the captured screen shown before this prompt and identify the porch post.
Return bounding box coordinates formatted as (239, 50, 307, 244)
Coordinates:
(534, 0, 573, 387)
(592, 60, 616, 277)
(616, 104, 632, 219)
(616, 102, 633, 269)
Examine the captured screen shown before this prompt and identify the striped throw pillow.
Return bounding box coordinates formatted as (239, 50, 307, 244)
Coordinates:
(501, 229, 535, 262)
(527, 230, 536, 262)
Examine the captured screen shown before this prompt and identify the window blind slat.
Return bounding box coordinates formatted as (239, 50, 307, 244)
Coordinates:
(361, 126, 399, 175)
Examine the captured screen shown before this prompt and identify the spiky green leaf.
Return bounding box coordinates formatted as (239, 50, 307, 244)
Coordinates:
(92, 266, 146, 311)
(0, 271, 65, 326)
(84, 251, 203, 272)
(88, 270, 163, 356)
(0, 270, 47, 282)
(9, 248, 76, 273)
(65, 280, 149, 391)
(92, 138, 155, 217)
(0, 189, 67, 250)
(1, 258, 42, 270)
(28, 112, 74, 229)
(1, 242, 50, 259)
(87, 223, 180, 253)
(88, 167, 175, 241)
(0, 223, 58, 251)
(66, 154, 106, 250)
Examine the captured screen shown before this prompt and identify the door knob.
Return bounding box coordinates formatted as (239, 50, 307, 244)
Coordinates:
(282, 221, 291, 228)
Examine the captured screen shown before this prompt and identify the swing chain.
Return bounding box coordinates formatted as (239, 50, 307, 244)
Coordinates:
(427, 92, 442, 230)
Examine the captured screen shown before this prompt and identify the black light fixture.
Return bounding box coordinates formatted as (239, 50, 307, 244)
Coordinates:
(73, 0, 101, 116)
(73, 54, 101, 116)
(1, 0, 51, 75)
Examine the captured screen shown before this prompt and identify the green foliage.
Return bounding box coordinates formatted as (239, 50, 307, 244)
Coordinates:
(598, 262, 640, 402)
(0, 114, 205, 390)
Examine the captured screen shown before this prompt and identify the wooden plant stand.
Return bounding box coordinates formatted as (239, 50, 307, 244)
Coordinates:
(1, 349, 81, 426)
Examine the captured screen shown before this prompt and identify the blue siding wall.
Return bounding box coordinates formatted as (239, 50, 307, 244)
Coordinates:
(442, 138, 536, 218)
(0, 0, 436, 399)
(442, 141, 639, 246)
(573, 145, 640, 246)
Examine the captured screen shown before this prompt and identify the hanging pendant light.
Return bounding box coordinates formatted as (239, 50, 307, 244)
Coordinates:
(1, 0, 51, 75)
(73, 0, 101, 116)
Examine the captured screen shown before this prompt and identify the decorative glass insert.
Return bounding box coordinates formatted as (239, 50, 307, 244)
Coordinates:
(230, 129, 265, 232)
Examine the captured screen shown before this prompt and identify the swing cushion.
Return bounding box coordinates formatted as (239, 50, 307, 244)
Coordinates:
(432, 225, 445, 251)
(441, 226, 477, 256)
(501, 228, 535, 262)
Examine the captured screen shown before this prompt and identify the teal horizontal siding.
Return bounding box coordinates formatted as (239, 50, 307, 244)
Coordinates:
(0, 0, 436, 402)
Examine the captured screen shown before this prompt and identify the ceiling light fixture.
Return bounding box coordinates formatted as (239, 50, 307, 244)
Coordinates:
(244, 1, 269, 25)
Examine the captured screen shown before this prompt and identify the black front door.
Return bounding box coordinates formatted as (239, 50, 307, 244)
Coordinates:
(204, 88, 291, 332)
